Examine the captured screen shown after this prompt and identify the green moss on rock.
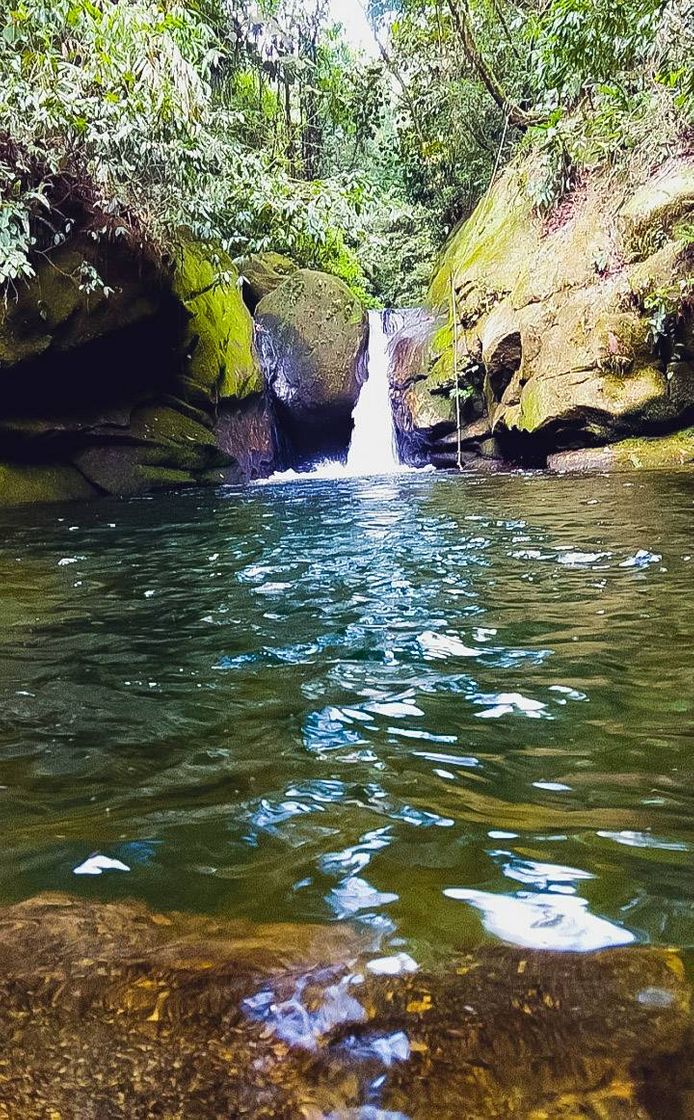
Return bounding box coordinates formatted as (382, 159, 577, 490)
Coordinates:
(416, 154, 694, 455)
(0, 463, 97, 505)
(236, 252, 296, 308)
(129, 405, 222, 464)
(0, 229, 270, 505)
(0, 239, 164, 369)
(72, 445, 198, 496)
(173, 238, 262, 403)
(548, 427, 694, 471)
(404, 380, 456, 436)
(619, 161, 694, 261)
(73, 405, 229, 495)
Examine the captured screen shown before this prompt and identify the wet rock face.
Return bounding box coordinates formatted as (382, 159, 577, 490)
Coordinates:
(0, 893, 691, 1120)
(214, 396, 277, 481)
(255, 269, 368, 465)
(0, 233, 275, 505)
(388, 310, 496, 468)
(421, 155, 694, 467)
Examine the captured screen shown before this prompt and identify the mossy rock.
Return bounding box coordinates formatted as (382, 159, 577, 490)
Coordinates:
(0, 230, 266, 504)
(422, 155, 694, 456)
(72, 443, 221, 496)
(255, 268, 368, 432)
(129, 405, 225, 468)
(73, 405, 230, 495)
(402, 379, 456, 437)
(173, 237, 262, 404)
(236, 252, 296, 310)
(619, 161, 694, 261)
(0, 462, 97, 505)
(548, 427, 694, 471)
(0, 238, 164, 370)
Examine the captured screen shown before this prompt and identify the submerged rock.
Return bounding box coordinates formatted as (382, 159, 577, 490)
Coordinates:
(0, 892, 690, 1120)
(255, 268, 368, 464)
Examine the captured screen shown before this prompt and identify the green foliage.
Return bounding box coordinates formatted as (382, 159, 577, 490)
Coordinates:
(528, 0, 665, 104)
(523, 114, 574, 214)
(2, 0, 693, 309)
(384, 0, 515, 236)
(0, 0, 392, 299)
(358, 197, 438, 306)
(640, 277, 694, 349)
(370, 0, 694, 242)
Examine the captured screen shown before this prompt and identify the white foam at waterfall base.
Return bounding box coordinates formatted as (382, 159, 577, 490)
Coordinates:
(258, 310, 425, 484)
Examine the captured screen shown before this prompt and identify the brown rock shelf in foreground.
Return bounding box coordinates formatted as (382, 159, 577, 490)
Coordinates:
(0, 893, 691, 1119)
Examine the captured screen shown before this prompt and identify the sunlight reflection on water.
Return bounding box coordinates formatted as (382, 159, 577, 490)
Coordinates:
(0, 469, 692, 958)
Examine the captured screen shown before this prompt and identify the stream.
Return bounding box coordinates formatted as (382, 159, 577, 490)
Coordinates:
(0, 469, 692, 957)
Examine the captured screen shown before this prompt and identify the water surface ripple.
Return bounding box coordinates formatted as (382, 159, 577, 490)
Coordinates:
(0, 470, 692, 958)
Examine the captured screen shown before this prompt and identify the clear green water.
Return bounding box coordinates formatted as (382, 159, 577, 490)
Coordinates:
(0, 469, 692, 960)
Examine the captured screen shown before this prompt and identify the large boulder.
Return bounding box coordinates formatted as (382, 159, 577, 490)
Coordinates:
(173, 237, 264, 404)
(73, 405, 229, 496)
(0, 237, 168, 369)
(415, 154, 694, 464)
(255, 268, 368, 463)
(236, 251, 296, 312)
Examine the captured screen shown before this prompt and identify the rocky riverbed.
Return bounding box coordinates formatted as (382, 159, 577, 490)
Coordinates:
(0, 893, 691, 1120)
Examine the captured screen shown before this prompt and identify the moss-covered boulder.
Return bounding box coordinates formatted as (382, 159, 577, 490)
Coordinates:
(548, 426, 694, 471)
(0, 462, 97, 504)
(0, 237, 166, 370)
(173, 237, 263, 403)
(73, 405, 229, 495)
(255, 268, 368, 462)
(417, 154, 694, 463)
(389, 308, 492, 465)
(236, 251, 296, 311)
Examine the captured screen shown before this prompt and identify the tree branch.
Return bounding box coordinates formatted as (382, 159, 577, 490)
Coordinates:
(445, 0, 543, 129)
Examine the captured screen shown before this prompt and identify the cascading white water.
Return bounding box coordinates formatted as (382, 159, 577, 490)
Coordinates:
(345, 310, 399, 475)
(257, 309, 410, 484)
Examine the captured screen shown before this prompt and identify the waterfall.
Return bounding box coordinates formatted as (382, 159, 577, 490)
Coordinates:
(345, 310, 399, 475)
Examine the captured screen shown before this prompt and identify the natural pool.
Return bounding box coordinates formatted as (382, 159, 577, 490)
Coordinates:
(0, 468, 692, 1116)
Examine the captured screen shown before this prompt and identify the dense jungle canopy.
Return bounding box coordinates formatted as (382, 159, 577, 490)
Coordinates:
(1, 0, 693, 306)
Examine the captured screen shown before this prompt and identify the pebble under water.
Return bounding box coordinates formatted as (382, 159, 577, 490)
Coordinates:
(0, 468, 693, 960)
